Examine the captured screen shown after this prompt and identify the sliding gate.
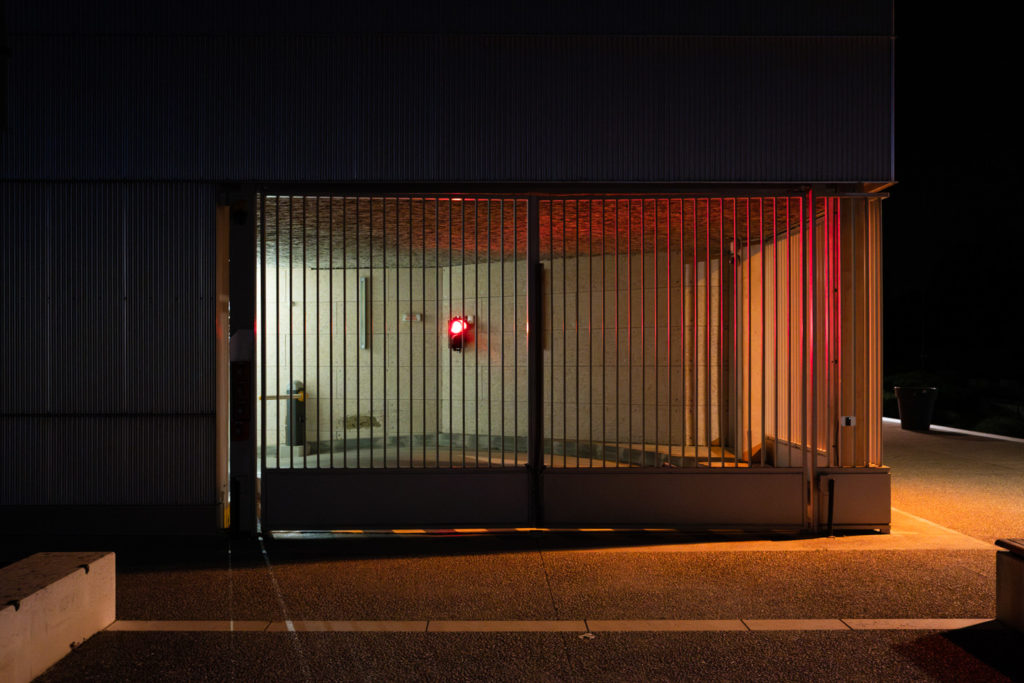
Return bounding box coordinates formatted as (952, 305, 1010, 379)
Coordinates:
(256, 192, 886, 530)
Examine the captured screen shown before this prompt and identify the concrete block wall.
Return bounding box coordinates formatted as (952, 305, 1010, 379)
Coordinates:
(259, 266, 442, 449)
(737, 215, 871, 466)
(738, 233, 806, 457)
(258, 251, 725, 459)
(543, 252, 721, 447)
(440, 259, 530, 442)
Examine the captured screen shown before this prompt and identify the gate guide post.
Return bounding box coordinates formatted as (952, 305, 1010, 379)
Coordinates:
(527, 196, 543, 525)
(226, 188, 257, 536)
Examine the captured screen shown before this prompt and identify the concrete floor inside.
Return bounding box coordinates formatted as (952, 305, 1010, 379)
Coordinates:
(263, 443, 743, 469)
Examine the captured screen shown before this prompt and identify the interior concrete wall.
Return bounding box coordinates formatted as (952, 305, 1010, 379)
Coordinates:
(737, 232, 806, 458)
(439, 260, 530, 443)
(737, 229, 838, 465)
(736, 200, 882, 468)
(257, 251, 723, 456)
(542, 252, 721, 448)
(259, 266, 441, 449)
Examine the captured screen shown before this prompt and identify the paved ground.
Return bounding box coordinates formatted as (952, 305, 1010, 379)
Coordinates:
(885, 421, 1024, 544)
(6, 421, 1024, 681)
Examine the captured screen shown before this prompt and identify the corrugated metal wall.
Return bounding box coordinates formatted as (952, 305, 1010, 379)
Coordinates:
(1, 34, 893, 183)
(0, 182, 216, 505)
(6, 0, 894, 38)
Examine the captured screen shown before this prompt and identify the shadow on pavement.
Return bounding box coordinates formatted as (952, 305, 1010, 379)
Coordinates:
(2, 527, 893, 573)
(0, 534, 236, 572)
(892, 622, 1024, 681)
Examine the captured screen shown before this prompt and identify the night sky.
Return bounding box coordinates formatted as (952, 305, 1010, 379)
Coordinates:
(882, 11, 1024, 433)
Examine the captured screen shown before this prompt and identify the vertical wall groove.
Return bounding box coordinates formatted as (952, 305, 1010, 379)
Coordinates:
(0, 181, 216, 506)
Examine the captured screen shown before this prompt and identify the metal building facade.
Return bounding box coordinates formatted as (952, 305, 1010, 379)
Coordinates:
(0, 1, 894, 533)
(1, 34, 892, 183)
(0, 182, 218, 530)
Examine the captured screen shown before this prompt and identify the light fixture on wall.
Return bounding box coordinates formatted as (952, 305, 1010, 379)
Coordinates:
(448, 315, 472, 352)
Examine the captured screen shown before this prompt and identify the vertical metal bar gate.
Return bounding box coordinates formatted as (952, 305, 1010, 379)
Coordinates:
(253, 192, 886, 531)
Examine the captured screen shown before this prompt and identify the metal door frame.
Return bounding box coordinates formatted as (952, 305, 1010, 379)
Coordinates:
(240, 186, 887, 533)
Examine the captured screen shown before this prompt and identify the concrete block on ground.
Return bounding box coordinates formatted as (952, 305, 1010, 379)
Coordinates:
(997, 549, 1024, 632)
(0, 552, 115, 683)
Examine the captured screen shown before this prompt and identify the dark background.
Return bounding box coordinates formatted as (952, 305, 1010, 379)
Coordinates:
(883, 11, 1024, 435)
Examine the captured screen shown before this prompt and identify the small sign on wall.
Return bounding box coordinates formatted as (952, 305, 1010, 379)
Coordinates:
(358, 276, 369, 349)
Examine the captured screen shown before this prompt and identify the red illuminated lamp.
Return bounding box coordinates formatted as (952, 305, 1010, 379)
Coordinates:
(448, 316, 471, 352)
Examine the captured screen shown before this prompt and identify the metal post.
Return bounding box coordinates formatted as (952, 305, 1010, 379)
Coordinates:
(328, 196, 334, 468)
(679, 199, 686, 455)
(729, 199, 738, 467)
(460, 200, 466, 467)
(301, 197, 307, 469)
(500, 200, 505, 465)
(693, 199, 699, 462)
(562, 201, 567, 466)
(622, 200, 630, 462)
(228, 190, 257, 536)
(759, 198, 766, 467)
(383, 199, 389, 469)
(705, 200, 712, 466)
(601, 200, 608, 465)
(215, 206, 230, 528)
(805, 188, 818, 532)
(314, 197, 321, 469)
(487, 199, 492, 467)
(640, 199, 645, 461)
(527, 196, 543, 524)
(772, 198, 779, 469)
(355, 199, 362, 466)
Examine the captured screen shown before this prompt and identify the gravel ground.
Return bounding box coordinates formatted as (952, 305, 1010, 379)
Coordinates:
(37, 628, 1024, 682)
(107, 545, 995, 621)
(14, 422, 1024, 681)
(884, 422, 1024, 544)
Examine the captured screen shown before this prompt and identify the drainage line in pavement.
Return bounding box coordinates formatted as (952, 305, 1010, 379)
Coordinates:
(534, 538, 579, 676)
(258, 526, 313, 682)
(227, 539, 235, 683)
(227, 541, 234, 632)
(827, 477, 835, 536)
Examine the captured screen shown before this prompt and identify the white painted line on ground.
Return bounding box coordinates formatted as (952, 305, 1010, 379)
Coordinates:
(427, 620, 587, 632)
(267, 620, 428, 632)
(587, 619, 747, 632)
(883, 417, 1024, 444)
(890, 506, 990, 538)
(107, 618, 997, 633)
(743, 619, 850, 631)
(108, 620, 271, 632)
(842, 618, 992, 630)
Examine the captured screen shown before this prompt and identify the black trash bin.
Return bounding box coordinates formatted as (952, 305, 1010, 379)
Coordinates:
(894, 386, 937, 431)
(285, 380, 306, 445)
